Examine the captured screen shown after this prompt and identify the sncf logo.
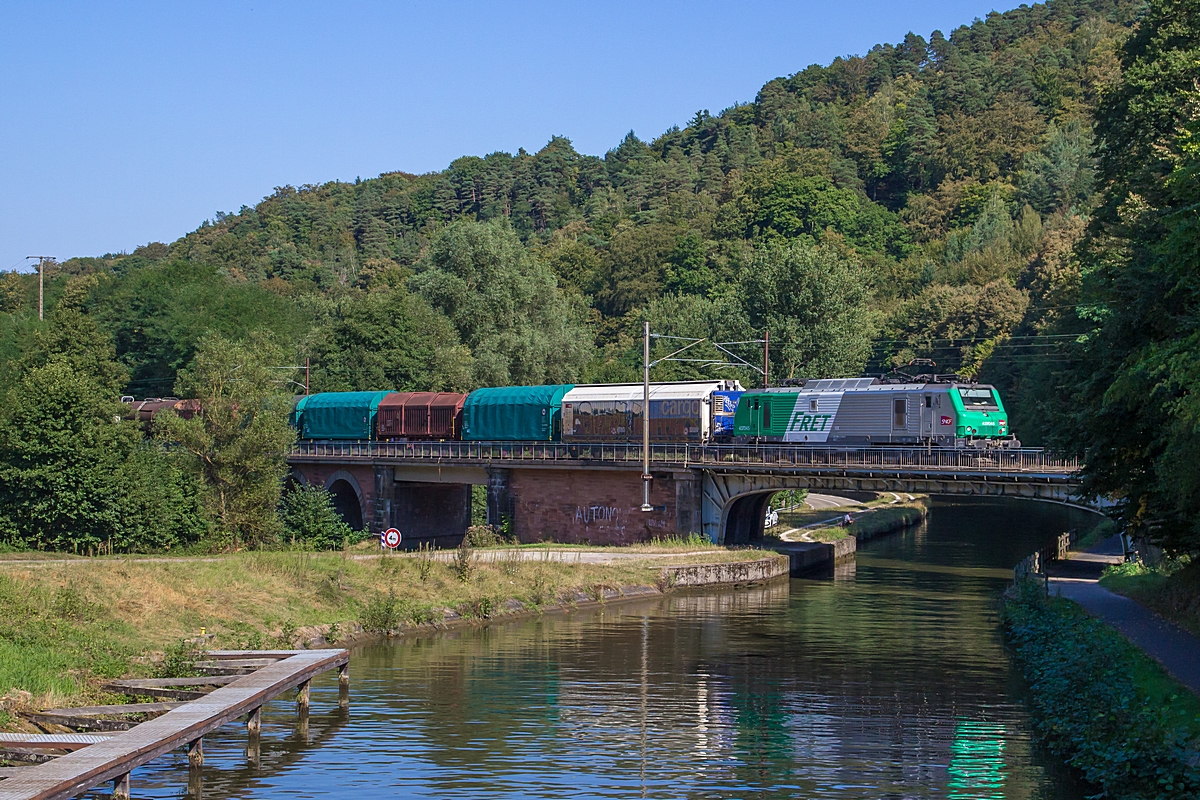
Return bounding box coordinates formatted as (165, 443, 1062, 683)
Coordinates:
(940, 416, 953, 426)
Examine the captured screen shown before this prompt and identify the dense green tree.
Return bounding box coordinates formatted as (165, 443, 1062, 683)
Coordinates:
(0, 310, 206, 552)
(1045, 0, 1200, 554)
(585, 293, 756, 385)
(89, 261, 309, 398)
(412, 219, 592, 386)
(155, 333, 297, 549)
(739, 239, 875, 379)
(887, 279, 1030, 374)
(306, 287, 471, 392)
(0, 272, 23, 313)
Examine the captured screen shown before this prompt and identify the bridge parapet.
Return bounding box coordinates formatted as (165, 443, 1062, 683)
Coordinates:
(290, 440, 1078, 476)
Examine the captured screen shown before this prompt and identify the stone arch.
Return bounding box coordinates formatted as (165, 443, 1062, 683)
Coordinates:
(724, 492, 775, 545)
(325, 470, 365, 531)
(703, 472, 815, 544)
(284, 468, 309, 494)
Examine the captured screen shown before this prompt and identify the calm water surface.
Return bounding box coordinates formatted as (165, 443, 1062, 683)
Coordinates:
(106, 497, 1101, 799)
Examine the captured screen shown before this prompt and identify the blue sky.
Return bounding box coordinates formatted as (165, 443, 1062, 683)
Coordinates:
(1, 1, 1019, 271)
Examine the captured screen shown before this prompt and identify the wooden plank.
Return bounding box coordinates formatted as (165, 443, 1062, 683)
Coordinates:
(104, 676, 240, 688)
(0, 734, 111, 752)
(39, 703, 185, 718)
(21, 715, 134, 734)
(192, 665, 259, 675)
(193, 659, 278, 669)
(98, 685, 207, 701)
(25, 703, 183, 733)
(0, 649, 348, 800)
(204, 650, 297, 659)
(0, 768, 35, 779)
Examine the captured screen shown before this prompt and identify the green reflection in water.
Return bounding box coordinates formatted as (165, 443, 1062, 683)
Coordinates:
(948, 719, 1007, 799)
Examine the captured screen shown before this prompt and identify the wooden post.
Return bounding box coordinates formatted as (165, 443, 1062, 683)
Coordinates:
(113, 771, 131, 799)
(247, 706, 261, 735)
(338, 662, 350, 708)
(297, 679, 310, 713)
(246, 735, 260, 767)
(188, 737, 203, 767)
(186, 766, 204, 800)
(297, 707, 310, 743)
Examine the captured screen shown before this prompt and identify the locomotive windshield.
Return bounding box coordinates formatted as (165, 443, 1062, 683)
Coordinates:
(958, 388, 998, 409)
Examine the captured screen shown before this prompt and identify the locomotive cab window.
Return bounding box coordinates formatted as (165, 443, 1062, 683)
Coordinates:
(762, 400, 771, 428)
(809, 398, 818, 412)
(925, 396, 932, 408)
(893, 398, 907, 429)
(958, 388, 998, 409)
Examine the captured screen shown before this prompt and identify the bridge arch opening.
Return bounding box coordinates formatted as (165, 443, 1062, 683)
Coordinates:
(328, 478, 364, 531)
(724, 492, 774, 545)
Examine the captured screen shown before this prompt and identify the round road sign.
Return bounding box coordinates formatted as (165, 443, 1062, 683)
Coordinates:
(382, 528, 402, 549)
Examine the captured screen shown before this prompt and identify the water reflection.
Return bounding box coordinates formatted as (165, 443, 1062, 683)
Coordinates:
(101, 497, 1096, 799)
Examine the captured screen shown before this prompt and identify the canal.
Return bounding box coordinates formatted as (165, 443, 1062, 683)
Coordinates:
(114, 497, 1102, 799)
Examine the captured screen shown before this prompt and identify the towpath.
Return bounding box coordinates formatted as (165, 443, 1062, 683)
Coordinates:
(0, 548, 734, 568)
(1049, 536, 1200, 696)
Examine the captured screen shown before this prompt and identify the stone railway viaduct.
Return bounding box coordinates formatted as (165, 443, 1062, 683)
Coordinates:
(287, 442, 1082, 547)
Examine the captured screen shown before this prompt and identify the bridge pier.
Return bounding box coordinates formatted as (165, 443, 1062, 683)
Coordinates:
(503, 468, 695, 545)
(486, 467, 513, 530)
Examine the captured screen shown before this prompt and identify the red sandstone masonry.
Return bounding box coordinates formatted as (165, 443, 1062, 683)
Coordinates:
(291, 463, 376, 522)
(508, 469, 678, 545)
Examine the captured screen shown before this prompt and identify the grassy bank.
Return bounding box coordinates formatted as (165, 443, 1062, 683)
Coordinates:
(1002, 582, 1200, 798)
(1101, 559, 1200, 639)
(773, 495, 930, 544)
(0, 543, 777, 722)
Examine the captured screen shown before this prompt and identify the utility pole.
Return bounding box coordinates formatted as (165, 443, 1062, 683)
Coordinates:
(27, 256, 53, 321)
(763, 330, 770, 389)
(642, 320, 652, 512)
(305, 358, 310, 394)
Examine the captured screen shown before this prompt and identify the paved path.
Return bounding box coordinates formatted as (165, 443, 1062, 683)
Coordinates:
(0, 548, 727, 569)
(1049, 536, 1200, 696)
(803, 493, 857, 510)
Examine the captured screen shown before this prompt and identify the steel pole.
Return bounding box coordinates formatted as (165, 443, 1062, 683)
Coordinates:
(642, 320, 652, 511)
(763, 329, 769, 388)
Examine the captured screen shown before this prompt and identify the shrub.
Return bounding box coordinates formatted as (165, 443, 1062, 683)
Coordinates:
(279, 485, 358, 550)
(360, 589, 404, 635)
(453, 540, 475, 583)
(415, 543, 434, 582)
(1002, 582, 1200, 798)
(465, 525, 514, 547)
(501, 549, 522, 576)
(157, 639, 202, 679)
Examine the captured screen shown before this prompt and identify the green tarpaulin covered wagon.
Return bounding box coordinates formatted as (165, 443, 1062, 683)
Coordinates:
(462, 385, 574, 441)
(292, 391, 395, 439)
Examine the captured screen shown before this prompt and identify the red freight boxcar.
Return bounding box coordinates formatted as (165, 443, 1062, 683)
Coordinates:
(122, 397, 201, 432)
(376, 392, 466, 440)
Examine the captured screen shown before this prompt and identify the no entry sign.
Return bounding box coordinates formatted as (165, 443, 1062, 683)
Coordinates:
(381, 528, 402, 549)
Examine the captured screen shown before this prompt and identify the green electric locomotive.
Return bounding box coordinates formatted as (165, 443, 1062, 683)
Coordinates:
(732, 377, 1017, 448)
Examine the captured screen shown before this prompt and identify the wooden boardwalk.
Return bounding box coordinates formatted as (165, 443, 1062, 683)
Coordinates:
(0, 648, 348, 800)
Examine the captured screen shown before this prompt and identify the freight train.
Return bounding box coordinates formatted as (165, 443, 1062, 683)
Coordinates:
(273, 376, 1017, 448)
(122, 373, 1015, 448)
(285, 380, 746, 444)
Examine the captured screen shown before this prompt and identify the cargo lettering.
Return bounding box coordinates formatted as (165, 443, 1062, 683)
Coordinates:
(788, 413, 832, 432)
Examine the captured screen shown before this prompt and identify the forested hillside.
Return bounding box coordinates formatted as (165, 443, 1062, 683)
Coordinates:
(6, 0, 1197, 555)
(2, 0, 1137, 408)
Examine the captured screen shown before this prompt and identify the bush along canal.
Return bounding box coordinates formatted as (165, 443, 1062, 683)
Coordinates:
(1003, 571, 1200, 797)
(0, 496, 1124, 800)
